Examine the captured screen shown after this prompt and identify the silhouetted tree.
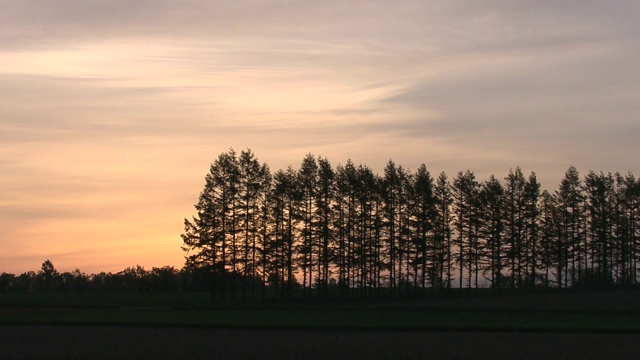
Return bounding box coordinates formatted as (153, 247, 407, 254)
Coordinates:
(523, 172, 541, 288)
(297, 154, 318, 299)
(613, 172, 639, 285)
(0, 273, 16, 292)
(539, 190, 558, 287)
(334, 160, 357, 298)
(316, 156, 335, 299)
(38, 259, 60, 292)
(236, 149, 270, 301)
(182, 149, 241, 300)
(584, 171, 615, 286)
(411, 164, 435, 292)
(503, 167, 527, 289)
(382, 161, 405, 296)
(150, 266, 180, 291)
(271, 167, 300, 300)
(555, 166, 586, 287)
(354, 164, 381, 297)
(479, 175, 505, 289)
(177, 148, 640, 299)
(433, 172, 453, 289)
(452, 170, 480, 289)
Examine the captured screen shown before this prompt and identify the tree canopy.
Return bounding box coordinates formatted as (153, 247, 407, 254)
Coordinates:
(181, 149, 640, 301)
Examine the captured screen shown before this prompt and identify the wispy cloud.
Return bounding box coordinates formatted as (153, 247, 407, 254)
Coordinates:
(1, 0, 639, 273)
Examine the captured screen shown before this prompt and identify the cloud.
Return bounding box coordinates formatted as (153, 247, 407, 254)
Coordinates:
(2, 1, 637, 55)
(1, 0, 640, 273)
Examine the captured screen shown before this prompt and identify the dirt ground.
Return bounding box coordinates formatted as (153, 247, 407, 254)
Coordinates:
(1, 325, 638, 359)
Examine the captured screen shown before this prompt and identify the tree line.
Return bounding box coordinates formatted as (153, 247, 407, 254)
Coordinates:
(0, 260, 210, 293)
(182, 149, 640, 301)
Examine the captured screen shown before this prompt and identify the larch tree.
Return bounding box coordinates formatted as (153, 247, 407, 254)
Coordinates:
(452, 170, 480, 289)
(555, 166, 586, 287)
(183, 148, 639, 300)
(584, 171, 615, 286)
(523, 172, 541, 288)
(333, 161, 358, 298)
(538, 190, 558, 287)
(613, 172, 639, 285)
(270, 167, 300, 300)
(479, 175, 505, 289)
(316, 156, 335, 299)
(237, 149, 267, 300)
(411, 164, 435, 292)
(382, 160, 406, 295)
(297, 154, 319, 299)
(433, 172, 453, 289)
(181, 149, 240, 300)
(503, 167, 527, 289)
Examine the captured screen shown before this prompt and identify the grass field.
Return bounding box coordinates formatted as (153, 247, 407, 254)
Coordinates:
(0, 291, 213, 309)
(3, 307, 640, 332)
(3, 290, 640, 359)
(3, 326, 639, 360)
(2, 289, 640, 332)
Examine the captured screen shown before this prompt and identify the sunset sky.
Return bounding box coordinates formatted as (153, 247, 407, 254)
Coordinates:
(1, 1, 639, 274)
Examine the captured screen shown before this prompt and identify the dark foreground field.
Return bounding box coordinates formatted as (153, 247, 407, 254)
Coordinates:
(1, 325, 639, 360)
(2, 290, 640, 358)
(3, 290, 640, 331)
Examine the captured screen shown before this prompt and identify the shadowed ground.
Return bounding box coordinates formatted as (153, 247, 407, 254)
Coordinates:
(1, 326, 638, 359)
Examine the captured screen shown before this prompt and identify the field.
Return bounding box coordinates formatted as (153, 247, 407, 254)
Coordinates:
(2, 290, 640, 358)
(2, 289, 640, 331)
(2, 326, 639, 359)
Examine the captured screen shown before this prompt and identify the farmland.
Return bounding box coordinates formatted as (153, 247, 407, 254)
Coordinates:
(2, 326, 639, 359)
(2, 289, 640, 331)
(2, 289, 640, 358)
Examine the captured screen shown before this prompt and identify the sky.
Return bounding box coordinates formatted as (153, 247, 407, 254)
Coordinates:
(1, 1, 639, 274)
